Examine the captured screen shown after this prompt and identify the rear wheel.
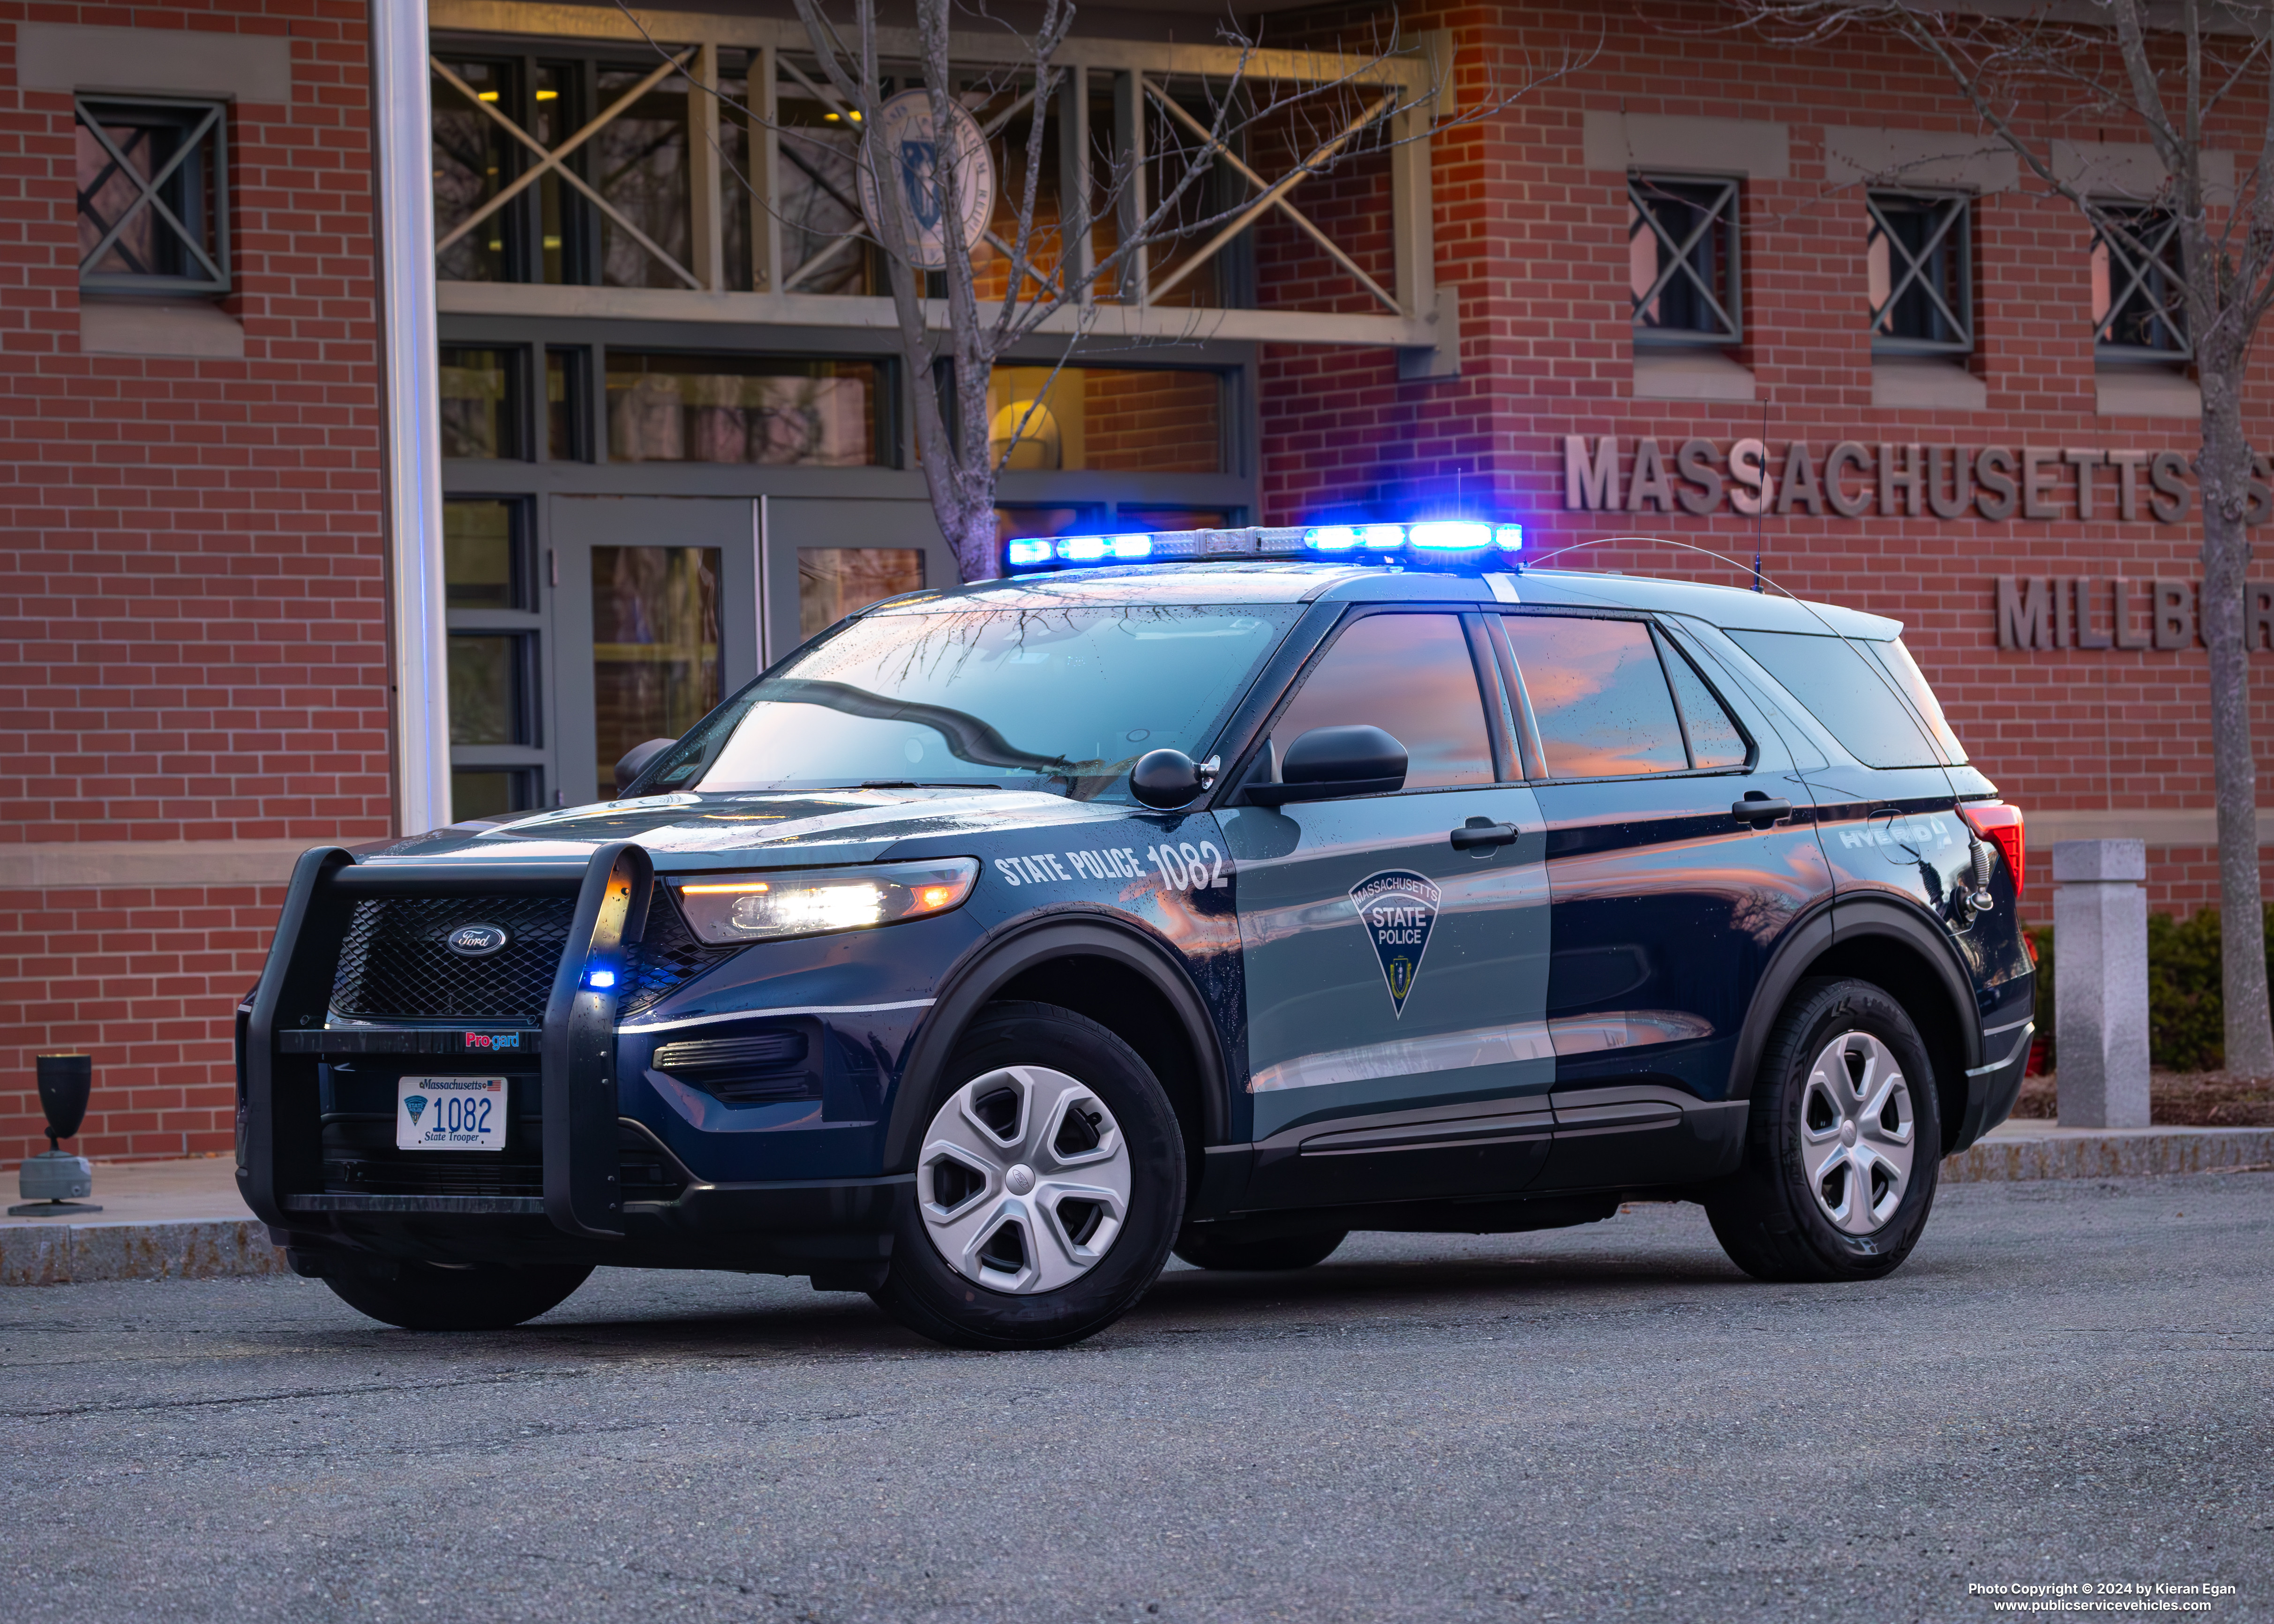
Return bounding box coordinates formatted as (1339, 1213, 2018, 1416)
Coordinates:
(871, 1002, 1185, 1350)
(1706, 977, 1941, 1283)
(1173, 1224, 1346, 1272)
(321, 1261, 592, 1331)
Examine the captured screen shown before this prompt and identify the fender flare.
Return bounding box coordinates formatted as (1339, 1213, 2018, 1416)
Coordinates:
(1726, 894, 1982, 1100)
(880, 911, 1233, 1171)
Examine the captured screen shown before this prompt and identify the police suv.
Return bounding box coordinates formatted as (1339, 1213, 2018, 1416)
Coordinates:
(237, 521, 2034, 1349)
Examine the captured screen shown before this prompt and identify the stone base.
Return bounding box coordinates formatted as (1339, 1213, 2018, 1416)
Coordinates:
(0, 1219, 288, 1287)
(1943, 1125, 2274, 1183)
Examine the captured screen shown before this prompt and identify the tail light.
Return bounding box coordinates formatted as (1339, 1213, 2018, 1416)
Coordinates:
(1959, 801, 2025, 896)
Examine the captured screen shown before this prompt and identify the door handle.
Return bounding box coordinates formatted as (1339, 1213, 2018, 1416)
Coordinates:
(1450, 818, 1519, 851)
(1731, 796, 1792, 826)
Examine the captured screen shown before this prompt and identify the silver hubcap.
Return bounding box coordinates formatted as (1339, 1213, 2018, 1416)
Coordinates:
(917, 1065, 1132, 1295)
(1799, 1030, 1916, 1235)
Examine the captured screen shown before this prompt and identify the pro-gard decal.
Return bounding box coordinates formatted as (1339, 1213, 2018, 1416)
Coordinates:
(1350, 871, 1441, 1017)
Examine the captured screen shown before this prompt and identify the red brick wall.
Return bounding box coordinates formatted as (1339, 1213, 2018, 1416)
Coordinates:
(1080, 368, 1223, 473)
(0, 2, 391, 1165)
(0, 884, 285, 1160)
(1253, 0, 2274, 927)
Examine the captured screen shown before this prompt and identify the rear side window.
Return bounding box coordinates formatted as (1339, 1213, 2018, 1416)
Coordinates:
(1870, 638, 1969, 763)
(1502, 616, 1688, 778)
(1272, 612, 1494, 788)
(1656, 630, 1750, 769)
(1726, 629, 1942, 768)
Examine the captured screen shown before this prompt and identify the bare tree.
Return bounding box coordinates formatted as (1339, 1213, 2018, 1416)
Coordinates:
(613, 0, 1571, 583)
(1732, 0, 2274, 1078)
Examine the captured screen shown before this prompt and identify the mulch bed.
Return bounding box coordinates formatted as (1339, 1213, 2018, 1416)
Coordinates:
(2010, 1071, 2274, 1127)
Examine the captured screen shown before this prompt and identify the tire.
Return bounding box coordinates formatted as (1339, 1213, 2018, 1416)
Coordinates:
(871, 1001, 1186, 1350)
(1706, 976, 1942, 1283)
(321, 1260, 593, 1332)
(1173, 1224, 1347, 1272)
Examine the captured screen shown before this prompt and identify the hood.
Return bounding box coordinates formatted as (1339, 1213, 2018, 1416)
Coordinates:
(355, 788, 1132, 874)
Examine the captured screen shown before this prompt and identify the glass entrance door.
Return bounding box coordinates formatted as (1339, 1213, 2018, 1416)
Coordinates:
(547, 497, 761, 806)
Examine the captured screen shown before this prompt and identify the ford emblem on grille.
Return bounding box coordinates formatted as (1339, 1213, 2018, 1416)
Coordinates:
(445, 923, 510, 957)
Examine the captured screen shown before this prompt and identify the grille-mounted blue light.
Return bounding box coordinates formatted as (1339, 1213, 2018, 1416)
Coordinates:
(1002, 520, 1522, 575)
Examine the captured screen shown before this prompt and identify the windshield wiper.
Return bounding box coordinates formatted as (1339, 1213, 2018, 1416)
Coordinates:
(855, 780, 1009, 791)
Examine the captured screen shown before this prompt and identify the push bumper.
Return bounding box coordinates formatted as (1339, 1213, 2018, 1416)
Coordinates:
(238, 842, 908, 1277)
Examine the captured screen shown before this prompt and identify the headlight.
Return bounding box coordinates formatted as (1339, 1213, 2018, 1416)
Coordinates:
(671, 858, 979, 945)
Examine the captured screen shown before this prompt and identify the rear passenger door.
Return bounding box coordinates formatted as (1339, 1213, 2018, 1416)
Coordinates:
(1490, 611, 1831, 1189)
(1718, 630, 1966, 919)
(1222, 607, 1554, 1208)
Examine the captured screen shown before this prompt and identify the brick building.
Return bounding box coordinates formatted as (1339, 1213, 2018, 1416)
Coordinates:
(2, 0, 2267, 1163)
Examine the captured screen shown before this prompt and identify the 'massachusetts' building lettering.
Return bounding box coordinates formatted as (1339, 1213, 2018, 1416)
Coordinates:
(1563, 435, 2271, 524)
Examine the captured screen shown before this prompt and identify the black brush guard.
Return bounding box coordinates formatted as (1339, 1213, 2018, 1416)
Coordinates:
(238, 842, 653, 1241)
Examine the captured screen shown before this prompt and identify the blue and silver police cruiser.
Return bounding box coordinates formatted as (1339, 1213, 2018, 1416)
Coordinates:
(237, 520, 2034, 1349)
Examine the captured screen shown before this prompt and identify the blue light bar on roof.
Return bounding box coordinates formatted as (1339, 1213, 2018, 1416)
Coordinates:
(1000, 520, 1522, 574)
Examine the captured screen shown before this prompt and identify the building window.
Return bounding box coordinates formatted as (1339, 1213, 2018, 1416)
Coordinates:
(439, 347, 527, 459)
(2092, 206, 2188, 358)
(592, 546, 720, 791)
(432, 52, 699, 291)
(1629, 174, 1740, 346)
(75, 96, 228, 294)
(1867, 192, 1972, 355)
(444, 499, 529, 609)
(444, 497, 544, 820)
(547, 347, 593, 461)
(798, 547, 926, 638)
(606, 352, 882, 465)
(447, 632, 537, 747)
(985, 367, 1226, 472)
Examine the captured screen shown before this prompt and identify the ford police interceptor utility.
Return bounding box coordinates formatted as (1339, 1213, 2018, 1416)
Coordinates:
(236, 521, 2033, 1349)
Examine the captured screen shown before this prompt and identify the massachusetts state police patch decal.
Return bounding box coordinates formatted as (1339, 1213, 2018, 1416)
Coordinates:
(1350, 871, 1442, 1017)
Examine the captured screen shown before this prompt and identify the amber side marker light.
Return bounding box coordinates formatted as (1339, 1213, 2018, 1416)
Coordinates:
(1959, 802, 2026, 897)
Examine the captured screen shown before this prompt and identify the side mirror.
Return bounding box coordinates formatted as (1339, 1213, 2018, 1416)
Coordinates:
(614, 737, 678, 797)
(1129, 748, 1218, 810)
(1245, 725, 1407, 806)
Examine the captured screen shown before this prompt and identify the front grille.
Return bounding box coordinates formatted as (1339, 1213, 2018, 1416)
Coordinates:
(331, 895, 574, 1021)
(329, 890, 739, 1024)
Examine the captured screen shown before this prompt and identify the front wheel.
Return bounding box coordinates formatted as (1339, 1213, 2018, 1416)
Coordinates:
(1706, 976, 1941, 1283)
(871, 1002, 1186, 1350)
(321, 1261, 593, 1331)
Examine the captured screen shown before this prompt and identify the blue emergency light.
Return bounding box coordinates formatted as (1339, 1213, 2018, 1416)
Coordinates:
(1002, 520, 1522, 574)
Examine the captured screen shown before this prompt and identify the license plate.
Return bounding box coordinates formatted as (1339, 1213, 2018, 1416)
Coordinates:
(397, 1076, 508, 1152)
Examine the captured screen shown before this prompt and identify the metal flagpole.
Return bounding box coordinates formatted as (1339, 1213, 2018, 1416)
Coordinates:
(370, 0, 451, 834)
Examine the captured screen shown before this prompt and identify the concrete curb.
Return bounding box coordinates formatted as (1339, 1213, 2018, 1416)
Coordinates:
(0, 1129, 2267, 1284)
(1942, 1125, 2274, 1183)
(0, 1219, 287, 1287)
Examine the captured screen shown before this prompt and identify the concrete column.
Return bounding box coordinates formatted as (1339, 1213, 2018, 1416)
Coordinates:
(2053, 838, 2151, 1128)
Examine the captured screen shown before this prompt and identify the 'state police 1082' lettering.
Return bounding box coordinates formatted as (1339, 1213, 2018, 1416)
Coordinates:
(236, 520, 2032, 1348)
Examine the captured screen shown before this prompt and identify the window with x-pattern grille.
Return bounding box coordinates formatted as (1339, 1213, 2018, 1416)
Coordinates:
(2091, 204, 2188, 358)
(1629, 173, 1741, 346)
(75, 96, 229, 295)
(1867, 191, 1972, 355)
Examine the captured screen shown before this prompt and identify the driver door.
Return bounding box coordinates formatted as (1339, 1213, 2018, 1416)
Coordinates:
(1219, 608, 1554, 1208)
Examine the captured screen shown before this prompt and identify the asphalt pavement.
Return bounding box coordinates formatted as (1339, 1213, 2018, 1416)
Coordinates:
(2, 1172, 2268, 1624)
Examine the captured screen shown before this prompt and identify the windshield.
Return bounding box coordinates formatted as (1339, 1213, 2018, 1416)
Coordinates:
(636, 602, 1301, 801)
